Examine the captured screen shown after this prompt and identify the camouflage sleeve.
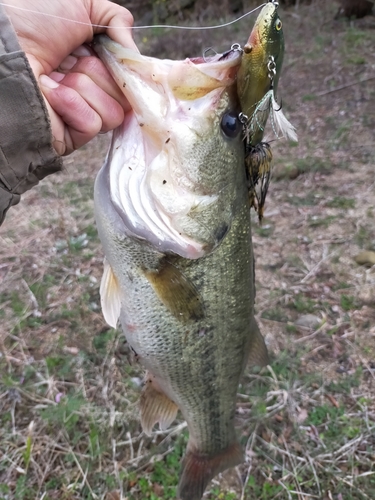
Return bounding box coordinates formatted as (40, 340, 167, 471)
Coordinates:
(0, 5, 63, 225)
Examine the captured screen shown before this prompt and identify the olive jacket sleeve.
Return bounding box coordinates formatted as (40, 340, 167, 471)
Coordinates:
(0, 5, 63, 225)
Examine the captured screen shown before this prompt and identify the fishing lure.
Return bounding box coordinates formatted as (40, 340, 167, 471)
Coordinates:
(237, 1, 297, 221)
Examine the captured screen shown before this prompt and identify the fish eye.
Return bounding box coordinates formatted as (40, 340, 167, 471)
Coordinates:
(275, 18, 282, 31)
(221, 112, 241, 138)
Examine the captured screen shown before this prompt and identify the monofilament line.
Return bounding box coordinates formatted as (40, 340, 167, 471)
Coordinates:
(0, 2, 266, 30)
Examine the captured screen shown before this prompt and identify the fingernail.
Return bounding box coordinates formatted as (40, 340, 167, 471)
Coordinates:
(39, 75, 59, 89)
(49, 71, 64, 83)
(59, 55, 77, 71)
(72, 45, 92, 57)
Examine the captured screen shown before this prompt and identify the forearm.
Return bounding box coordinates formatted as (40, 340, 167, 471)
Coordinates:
(0, 5, 62, 225)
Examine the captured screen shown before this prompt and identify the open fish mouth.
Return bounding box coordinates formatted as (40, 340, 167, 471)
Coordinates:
(93, 36, 243, 260)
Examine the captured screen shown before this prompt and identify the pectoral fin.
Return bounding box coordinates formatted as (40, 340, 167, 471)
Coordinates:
(248, 317, 269, 367)
(140, 372, 179, 436)
(143, 260, 204, 322)
(100, 258, 121, 329)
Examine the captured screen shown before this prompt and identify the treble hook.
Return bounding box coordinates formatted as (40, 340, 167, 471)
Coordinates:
(267, 55, 277, 82)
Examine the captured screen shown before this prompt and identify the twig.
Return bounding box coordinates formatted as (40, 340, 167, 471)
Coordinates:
(306, 453, 321, 497)
(294, 320, 326, 344)
(112, 438, 124, 499)
(284, 490, 320, 499)
(300, 251, 337, 283)
(257, 436, 307, 464)
(149, 421, 187, 436)
(315, 76, 375, 97)
(240, 425, 258, 500)
(335, 476, 371, 500)
(62, 434, 97, 499)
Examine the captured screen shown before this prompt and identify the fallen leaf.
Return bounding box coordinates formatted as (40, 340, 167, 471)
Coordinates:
(296, 408, 308, 423)
(261, 429, 272, 442)
(354, 251, 375, 266)
(106, 492, 120, 500)
(63, 346, 79, 355)
(326, 393, 339, 408)
(153, 483, 164, 496)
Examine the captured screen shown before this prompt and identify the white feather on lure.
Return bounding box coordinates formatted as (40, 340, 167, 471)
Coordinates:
(270, 92, 298, 142)
(247, 89, 298, 143)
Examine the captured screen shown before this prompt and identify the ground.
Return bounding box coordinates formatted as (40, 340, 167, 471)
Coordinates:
(0, 1, 374, 499)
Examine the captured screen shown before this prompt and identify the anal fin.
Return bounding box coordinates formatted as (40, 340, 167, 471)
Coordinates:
(177, 440, 244, 500)
(140, 372, 179, 436)
(143, 259, 204, 323)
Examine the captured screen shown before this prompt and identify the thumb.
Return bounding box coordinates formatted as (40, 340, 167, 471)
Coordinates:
(90, 0, 139, 51)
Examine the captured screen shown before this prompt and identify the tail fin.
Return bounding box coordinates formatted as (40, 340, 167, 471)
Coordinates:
(177, 441, 243, 500)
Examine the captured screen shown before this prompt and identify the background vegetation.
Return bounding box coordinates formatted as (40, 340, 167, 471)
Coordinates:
(1, 0, 374, 498)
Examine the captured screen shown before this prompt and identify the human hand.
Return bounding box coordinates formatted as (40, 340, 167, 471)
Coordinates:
(4, 0, 137, 154)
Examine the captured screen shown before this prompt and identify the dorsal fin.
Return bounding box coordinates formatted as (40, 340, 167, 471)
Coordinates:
(248, 316, 269, 367)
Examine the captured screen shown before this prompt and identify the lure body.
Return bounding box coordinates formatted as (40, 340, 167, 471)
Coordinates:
(237, 2, 286, 145)
(237, 2, 297, 221)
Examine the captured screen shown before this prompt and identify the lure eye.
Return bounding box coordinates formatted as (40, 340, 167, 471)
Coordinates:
(275, 18, 282, 31)
(221, 112, 241, 138)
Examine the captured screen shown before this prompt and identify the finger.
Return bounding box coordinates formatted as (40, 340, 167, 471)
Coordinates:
(39, 75, 104, 151)
(6, 3, 93, 73)
(90, 0, 139, 51)
(49, 71, 125, 133)
(56, 52, 130, 112)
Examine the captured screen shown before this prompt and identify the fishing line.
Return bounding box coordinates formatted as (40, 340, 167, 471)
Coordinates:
(0, 2, 266, 31)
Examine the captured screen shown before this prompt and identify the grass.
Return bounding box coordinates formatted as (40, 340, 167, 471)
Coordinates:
(354, 226, 374, 250)
(4, 341, 373, 499)
(1, 0, 375, 498)
(306, 214, 337, 228)
(326, 197, 356, 210)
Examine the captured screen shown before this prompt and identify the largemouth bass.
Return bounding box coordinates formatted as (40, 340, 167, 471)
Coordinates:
(93, 19, 270, 500)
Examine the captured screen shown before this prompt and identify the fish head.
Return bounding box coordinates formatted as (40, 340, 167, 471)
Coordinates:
(94, 37, 244, 259)
(237, 2, 285, 144)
